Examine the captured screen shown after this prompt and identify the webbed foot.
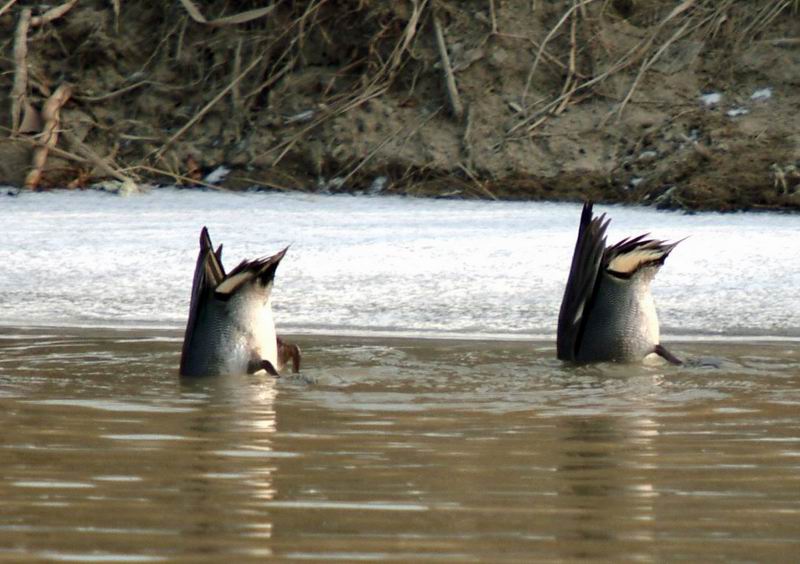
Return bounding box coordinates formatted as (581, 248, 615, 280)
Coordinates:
(277, 337, 301, 373)
(247, 358, 279, 376)
(654, 344, 682, 365)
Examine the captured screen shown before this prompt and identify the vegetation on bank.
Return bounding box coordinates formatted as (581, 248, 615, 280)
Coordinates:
(0, 0, 798, 211)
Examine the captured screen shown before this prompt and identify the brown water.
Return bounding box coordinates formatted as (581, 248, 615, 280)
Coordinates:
(1, 327, 799, 562)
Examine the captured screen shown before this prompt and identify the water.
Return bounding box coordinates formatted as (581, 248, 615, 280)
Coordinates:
(1, 190, 800, 562)
(1, 189, 798, 337)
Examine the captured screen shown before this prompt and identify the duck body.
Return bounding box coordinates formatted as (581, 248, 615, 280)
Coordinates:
(557, 202, 681, 364)
(182, 281, 279, 377)
(180, 227, 298, 377)
(574, 265, 660, 362)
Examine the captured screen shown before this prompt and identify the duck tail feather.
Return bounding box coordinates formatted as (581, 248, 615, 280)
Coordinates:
(557, 202, 608, 360)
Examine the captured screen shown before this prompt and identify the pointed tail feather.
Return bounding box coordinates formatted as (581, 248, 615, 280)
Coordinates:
(605, 236, 682, 276)
(181, 227, 227, 375)
(215, 246, 289, 297)
(557, 202, 608, 360)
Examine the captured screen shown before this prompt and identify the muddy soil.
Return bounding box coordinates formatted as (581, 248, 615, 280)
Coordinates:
(0, 1, 798, 211)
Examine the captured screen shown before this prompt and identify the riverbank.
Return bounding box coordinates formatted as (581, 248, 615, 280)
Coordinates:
(1, 1, 799, 211)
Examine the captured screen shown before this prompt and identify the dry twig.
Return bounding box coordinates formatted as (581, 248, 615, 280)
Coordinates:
(609, 0, 696, 121)
(231, 39, 243, 113)
(759, 37, 800, 45)
(73, 80, 152, 103)
(612, 18, 693, 121)
(521, 0, 593, 106)
(509, 0, 699, 136)
(131, 164, 227, 191)
(25, 84, 72, 189)
(63, 130, 134, 184)
(10, 8, 31, 136)
(554, 5, 579, 115)
(0, 0, 19, 18)
(178, 0, 277, 26)
(111, 0, 120, 32)
(739, 0, 795, 44)
(30, 0, 77, 27)
(432, 4, 464, 119)
(458, 162, 498, 200)
(488, 0, 498, 34)
(152, 53, 265, 160)
(341, 106, 442, 188)
(269, 84, 390, 166)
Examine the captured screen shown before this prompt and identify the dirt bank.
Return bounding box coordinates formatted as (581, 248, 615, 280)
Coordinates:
(1, 0, 799, 211)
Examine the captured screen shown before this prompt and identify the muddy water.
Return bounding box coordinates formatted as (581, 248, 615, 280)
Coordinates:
(2, 191, 800, 560)
(2, 327, 799, 562)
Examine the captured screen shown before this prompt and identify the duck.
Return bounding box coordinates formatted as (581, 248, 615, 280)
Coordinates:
(557, 202, 681, 364)
(179, 227, 301, 377)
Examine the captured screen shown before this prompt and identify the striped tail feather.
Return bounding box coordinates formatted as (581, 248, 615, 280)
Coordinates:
(605, 235, 681, 277)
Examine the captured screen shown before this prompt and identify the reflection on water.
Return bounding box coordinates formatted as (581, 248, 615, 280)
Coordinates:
(1, 327, 799, 561)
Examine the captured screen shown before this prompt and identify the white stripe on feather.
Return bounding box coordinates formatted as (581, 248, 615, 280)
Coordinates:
(608, 249, 665, 274)
(215, 271, 252, 295)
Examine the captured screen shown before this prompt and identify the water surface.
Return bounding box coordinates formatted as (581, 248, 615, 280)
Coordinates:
(1, 189, 798, 337)
(1, 191, 799, 561)
(1, 328, 800, 562)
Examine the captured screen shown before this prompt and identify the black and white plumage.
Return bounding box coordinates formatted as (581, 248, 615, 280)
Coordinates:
(557, 202, 681, 364)
(179, 227, 300, 377)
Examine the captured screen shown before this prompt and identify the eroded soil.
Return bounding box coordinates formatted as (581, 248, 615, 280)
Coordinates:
(0, 1, 798, 211)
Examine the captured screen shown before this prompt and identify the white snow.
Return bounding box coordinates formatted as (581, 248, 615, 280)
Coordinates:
(751, 87, 772, 101)
(204, 166, 231, 185)
(727, 107, 749, 117)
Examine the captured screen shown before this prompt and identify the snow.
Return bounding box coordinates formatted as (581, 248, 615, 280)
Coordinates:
(726, 107, 749, 117)
(204, 166, 231, 185)
(700, 92, 722, 106)
(751, 87, 772, 101)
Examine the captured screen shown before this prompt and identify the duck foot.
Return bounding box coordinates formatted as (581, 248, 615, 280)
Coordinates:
(278, 337, 302, 373)
(654, 344, 682, 365)
(248, 359, 279, 376)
